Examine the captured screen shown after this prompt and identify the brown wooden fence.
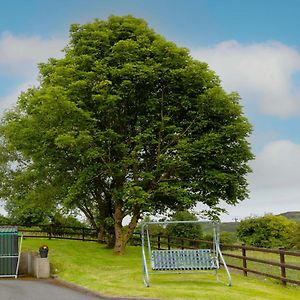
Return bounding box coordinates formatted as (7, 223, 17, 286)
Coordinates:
(17, 224, 98, 242)
(6, 223, 141, 243)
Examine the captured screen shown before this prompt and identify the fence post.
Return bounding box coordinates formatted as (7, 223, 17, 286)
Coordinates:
(181, 238, 184, 250)
(157, 234, 161, 250)
(82, 227, 85, 241)
(49, 224, 53, 240)
(279, 247, 287, 286)
(242, 244, 247, 276)
(168, 236, 171, 250)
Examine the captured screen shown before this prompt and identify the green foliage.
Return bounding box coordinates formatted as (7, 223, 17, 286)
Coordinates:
(220, 231, 237, 245)
(0, 214, 10, 225)
(236, 214, 298, 248)
(292, 224, 300, 249)
(48, 212, 87, 228)
(166, 211, 203, 239)
(137, 215, 166, 236)
(0, 15, 253, 251)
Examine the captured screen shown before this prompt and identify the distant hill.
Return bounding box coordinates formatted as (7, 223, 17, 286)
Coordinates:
(202, 221, 239, 233)
(278, 211, 300, 223)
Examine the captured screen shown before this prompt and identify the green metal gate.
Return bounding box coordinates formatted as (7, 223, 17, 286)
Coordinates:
(0, 226, 22, 278)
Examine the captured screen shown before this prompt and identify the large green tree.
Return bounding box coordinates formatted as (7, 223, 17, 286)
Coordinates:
(0, 16, 253, 254)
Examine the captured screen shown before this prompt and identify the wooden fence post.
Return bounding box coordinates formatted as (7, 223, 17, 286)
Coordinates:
(181, 238, 184, 250)
(279, 247, 287, 286)
(242, 244, 247, 276)
(82, 227, 85, 241)
(158, 234, 161, 250)
(49, 224, 53, 240)
(168, 236, 171, 250)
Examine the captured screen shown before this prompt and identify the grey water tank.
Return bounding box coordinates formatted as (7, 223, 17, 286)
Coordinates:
(0, 226, 18, 276)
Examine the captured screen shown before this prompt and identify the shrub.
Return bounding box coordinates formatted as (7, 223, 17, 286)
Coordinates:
(292, 224, 300, 249)
(237, 214, 297, 248)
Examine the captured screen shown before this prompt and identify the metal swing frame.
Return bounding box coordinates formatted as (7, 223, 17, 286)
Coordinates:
(141, 220, 231, 287)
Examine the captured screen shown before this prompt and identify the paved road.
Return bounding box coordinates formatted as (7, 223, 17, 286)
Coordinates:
(0, 279, 108, 300)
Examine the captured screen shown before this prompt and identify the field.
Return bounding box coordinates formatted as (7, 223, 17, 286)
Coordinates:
(21, 238, 300, 300)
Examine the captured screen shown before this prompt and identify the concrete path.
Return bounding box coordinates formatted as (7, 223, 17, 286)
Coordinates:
(0, 279, 108, 300)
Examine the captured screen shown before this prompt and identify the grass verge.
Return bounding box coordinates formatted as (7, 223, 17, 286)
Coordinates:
(23, 238, 300, 300)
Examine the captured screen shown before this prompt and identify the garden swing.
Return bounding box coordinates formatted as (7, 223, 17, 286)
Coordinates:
(141, 220, 231, 287)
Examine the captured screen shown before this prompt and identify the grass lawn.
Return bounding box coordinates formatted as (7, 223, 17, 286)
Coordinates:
(22, 238, 300, 300)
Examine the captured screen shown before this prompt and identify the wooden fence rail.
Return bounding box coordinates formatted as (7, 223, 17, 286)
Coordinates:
(2, 224, 99, 242)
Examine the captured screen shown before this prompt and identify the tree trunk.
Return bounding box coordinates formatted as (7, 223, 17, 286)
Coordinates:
(106, 231, 116, 248)
(113, 201, 125, 255)
(124, 205, 141, 245)
(113, 204, 141, 255)
(97, 224, 105, 243)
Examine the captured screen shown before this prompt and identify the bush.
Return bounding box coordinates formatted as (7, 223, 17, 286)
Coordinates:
(292, 224, 300, 249)
(220, 231, 237, 245)
(237, 214, 297, 248)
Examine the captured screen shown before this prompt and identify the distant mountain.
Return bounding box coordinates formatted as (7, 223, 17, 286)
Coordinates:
(202, 221, 239, 233)
(278, 211, 300, 223)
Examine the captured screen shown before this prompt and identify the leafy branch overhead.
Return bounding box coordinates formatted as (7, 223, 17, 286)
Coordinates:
(0, 15, 253, 254)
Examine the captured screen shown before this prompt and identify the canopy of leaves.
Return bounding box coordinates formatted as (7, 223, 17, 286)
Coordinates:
(0, 16, 253, 251)
(236, 214, 298, 248)
(0, 214, 10, 225)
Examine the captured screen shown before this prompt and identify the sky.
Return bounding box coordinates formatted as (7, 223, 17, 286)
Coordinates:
(0, 0, 299, 221)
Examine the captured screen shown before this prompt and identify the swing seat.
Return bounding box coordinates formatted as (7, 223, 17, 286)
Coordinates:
(151, 249, 217, 271)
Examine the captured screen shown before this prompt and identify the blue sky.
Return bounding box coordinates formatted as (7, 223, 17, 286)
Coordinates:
(1, 0, 300, 221)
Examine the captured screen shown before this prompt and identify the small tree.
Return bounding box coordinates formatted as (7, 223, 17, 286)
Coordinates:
(237, 214, 297, 248)
(166, 211, 203, 240)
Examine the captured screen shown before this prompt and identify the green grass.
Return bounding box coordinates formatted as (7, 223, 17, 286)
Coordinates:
(22, 238, 300, 300)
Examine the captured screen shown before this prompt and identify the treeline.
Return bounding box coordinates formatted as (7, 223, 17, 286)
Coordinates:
(0, 212, 87, 229)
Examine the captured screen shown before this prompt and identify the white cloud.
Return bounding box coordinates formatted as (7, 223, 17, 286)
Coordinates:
(0, 80, 37, 115)
(192, 40, 300, 117)
(249, 140, 300, 189)
(0, 32, 66, 76)
(219, 140, 300, 221)
(0, 32, 66, 114)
